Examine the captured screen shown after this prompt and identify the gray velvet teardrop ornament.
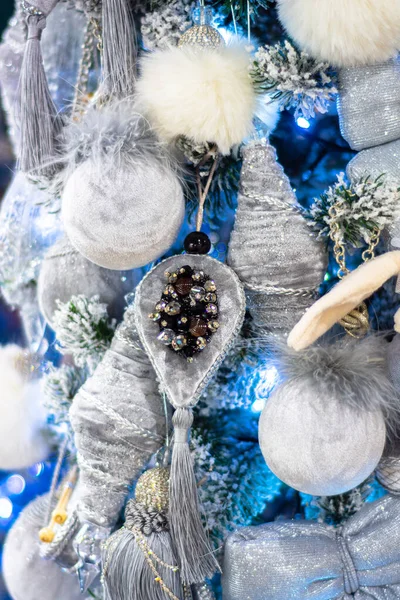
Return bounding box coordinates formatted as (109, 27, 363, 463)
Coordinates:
(19, 0, 64, 178)
(134, 253, 245, 583)
(227, 139, 327, 334)
(134, 254, 246, 408)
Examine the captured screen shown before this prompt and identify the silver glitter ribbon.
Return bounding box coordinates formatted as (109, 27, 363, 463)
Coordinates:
(223, 494, 400, 600)
(337, 58, 400, 264)
(227, 140, 327, 333)
(69, 304, 167, 529)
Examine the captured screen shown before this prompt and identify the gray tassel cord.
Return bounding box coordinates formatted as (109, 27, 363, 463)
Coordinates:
(69, 309, 167, 529)
(169, 407, 219, 585)
(101, 0, 136, 98)
(19, 0, 64, 178)
(102, 467, 185, 600)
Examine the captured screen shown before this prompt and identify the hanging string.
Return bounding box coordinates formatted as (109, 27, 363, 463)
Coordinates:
(230, 1, 238, 35)
(247, 0, 251, 45)
(195, 145, 219, 231)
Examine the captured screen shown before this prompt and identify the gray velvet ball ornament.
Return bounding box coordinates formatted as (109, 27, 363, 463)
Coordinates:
(61, 102, 185, 270)
(38, 235, 136, 327)
(258, 337, 394, 496)
(3, 494, 84, 600)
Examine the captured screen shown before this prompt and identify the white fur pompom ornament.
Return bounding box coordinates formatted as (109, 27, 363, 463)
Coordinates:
(258, 337, 395, 496)
(277, 0, 400, 67)
(61, 102, 185, 270)
(0, 345, 49, 470)
(136, 43, 256, 155)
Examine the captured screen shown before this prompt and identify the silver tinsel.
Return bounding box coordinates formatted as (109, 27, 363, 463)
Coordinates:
(338, 59, 400, 152)
(223, 494, 400, 600)
(228, 140, 327, 333)
(69, 305, 167, 528)
(337, 59, 400, 258)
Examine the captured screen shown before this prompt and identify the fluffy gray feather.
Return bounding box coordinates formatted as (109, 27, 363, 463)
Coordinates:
(269, 335, 400, 430)
(51, 100, 180, 194)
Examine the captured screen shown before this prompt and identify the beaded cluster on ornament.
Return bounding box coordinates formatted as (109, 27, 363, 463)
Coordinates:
(149, 264, 220, 362)
(21, 0, 43, 16)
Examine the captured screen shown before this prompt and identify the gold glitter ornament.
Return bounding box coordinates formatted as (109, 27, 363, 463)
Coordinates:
(135, 467, 170, 512)
(178, 6, 224, 49)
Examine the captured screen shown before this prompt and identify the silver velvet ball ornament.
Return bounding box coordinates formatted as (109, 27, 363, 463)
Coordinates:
(258, 338, 391, 496)
(38, 235, 137, 327)
(3, 494, 84, 600)
(61, 103, 185, 270)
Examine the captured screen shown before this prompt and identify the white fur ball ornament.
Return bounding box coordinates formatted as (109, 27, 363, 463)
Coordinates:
(276, 0, 400, 67)
(0, 344, 49, 470)
(3, 494, 84, 600)
(61, 102, 185, 270)
(136, 37, 256, 155)
(258, 337, 395, 496)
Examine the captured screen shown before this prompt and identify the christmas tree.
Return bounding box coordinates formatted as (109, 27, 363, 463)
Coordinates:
(1, 1, 400, 599)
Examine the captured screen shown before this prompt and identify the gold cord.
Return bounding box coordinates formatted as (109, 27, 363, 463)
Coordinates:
(129, 526, 184, 600)
(328, 202, 381, 339)
(39, 467, 78, 543)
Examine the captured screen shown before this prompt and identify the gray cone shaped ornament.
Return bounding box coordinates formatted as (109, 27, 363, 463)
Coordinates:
(228, 139, 327, 333)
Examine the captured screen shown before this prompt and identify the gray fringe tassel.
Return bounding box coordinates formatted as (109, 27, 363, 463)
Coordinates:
(169, 408, 219, 584)
(102, 500, 184, 600)
(101, 0, 136, 98)
(19, 14, 64, 178)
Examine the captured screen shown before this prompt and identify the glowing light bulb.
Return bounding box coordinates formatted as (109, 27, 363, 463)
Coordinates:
(0, 497, 13, 519)
(296, 117, 311, 129)
(6, 474, 26, 495)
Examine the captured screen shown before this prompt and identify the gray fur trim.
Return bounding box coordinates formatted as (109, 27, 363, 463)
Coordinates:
(270, 335, 400, 431)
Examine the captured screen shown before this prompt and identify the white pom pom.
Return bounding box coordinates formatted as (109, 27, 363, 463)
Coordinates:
(0, 345, 49, 470)
(277, 0, 400, 67)
(136, 43, 256, 154)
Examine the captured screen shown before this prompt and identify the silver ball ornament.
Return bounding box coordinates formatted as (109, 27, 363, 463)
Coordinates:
(3, 494, 84, 600)
(38, 236, 137, 327)
(259, 378, 386, 496)
(62, 158, 185, 270)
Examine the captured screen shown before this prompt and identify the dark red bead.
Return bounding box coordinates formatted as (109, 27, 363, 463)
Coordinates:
(189, 317, 208, 337)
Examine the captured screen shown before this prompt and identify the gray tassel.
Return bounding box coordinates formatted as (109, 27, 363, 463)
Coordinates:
(102, 467, 185, 600)
(101, 0, 136, 98)
(19, 2, 64, 178)
(169, 408, 219, 585)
